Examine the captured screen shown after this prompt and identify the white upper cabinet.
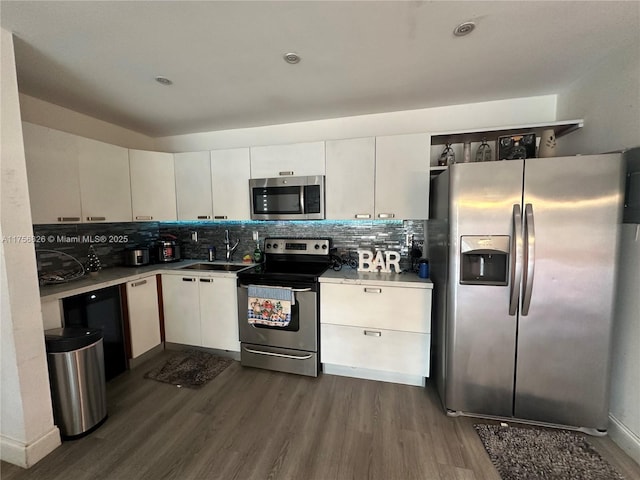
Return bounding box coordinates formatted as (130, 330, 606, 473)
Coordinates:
(174, 151, 213, 221)
(77, 136, 132, 223)
(210, 147, 251, 220)
(325, 137, 376, 220)
(375, 133, 430, 219)
(250, 141, 325, 178)
(129, 149, 177, 221)
(23, 122, 82, 224)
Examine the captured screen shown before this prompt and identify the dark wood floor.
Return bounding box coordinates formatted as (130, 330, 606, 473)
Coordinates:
(3, 351, 639, 480)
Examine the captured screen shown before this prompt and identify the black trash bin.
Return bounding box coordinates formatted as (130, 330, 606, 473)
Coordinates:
(44, 327, 107, 439)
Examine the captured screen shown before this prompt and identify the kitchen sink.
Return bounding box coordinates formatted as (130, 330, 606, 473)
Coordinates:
(178, 263, 250, 272)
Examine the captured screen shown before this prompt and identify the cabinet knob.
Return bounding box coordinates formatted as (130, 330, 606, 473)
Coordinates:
(57, 217, 80, 222)
(214, 215, 228, 220)
(197, 215, 211, 220)
(131, 279, 147, 287)
(135, 216, 153, 220)
(377, 213, 395, 219)
(355, 214, 371, 219)
(182, 277, 196, 282)
(87, 216, 106, 221)
(199, 278, 213, 283)
(279, 171, 294, 176)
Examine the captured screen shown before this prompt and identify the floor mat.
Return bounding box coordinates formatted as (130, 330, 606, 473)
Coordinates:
(474, 424, 625, 480)
(144, 350, 233, 389)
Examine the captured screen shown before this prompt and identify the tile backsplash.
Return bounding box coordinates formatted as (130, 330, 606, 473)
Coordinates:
(34, 220, 426, 274)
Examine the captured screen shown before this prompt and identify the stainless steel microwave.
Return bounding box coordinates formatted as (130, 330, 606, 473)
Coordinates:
(249, 175, 325, 220)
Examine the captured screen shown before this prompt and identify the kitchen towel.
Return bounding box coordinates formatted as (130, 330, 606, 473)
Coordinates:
(248, 285, 294, 327)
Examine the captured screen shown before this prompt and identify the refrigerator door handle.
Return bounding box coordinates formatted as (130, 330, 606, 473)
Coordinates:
(509, 204, 523, 315)
(522, 203, 536, 315)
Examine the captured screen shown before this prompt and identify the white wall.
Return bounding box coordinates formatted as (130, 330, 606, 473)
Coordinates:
(155, 95, 558, 152)
(557, 43, 640, 464)
(1, 29, 61, 468)
(556, 45, 640, 155)
(19, 94, 157, 151)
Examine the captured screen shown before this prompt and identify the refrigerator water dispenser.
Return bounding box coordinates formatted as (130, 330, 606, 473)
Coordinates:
(460, 236, 509, 285)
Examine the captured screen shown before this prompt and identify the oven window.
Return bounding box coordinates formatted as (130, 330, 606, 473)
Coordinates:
(253, 186, 302, 214)
(252, 302, 300, 332)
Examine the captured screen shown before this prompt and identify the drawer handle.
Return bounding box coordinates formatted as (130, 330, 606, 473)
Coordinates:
(355, 214, 371, 219)
(131, 280, 147, 287)
(364, 288, 382, 293)
(214, 215, 228, 220)
(135, 216, 153, 220)
(377, 213, 395, 219)
(182, 277, 196, 282)
(57, 217, 80, 222)
(197, 215, 211, 220)
(364, 330, 382, 337)
(199, 278, 213, 283)
(86, 216, 106, 221)
(279, 171, 294, 176)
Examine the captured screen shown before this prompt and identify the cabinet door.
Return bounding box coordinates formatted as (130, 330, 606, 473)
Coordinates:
(375, 133, 430, 219)
(199, 277, 240, 351)
(321, 324, 430, 376)
(23, 122, 82, 224)
(325, 137, 375, 220)
(129, 150, 177, 221)
(250, 141, 325, 178)
(321, 283, 431, 333)
(174, 151, 213, 220)
(211, 148, 251, 220)
(126, 276, 161, 358)
(77, 136, 132, 222)
(161, 274, 201, 346)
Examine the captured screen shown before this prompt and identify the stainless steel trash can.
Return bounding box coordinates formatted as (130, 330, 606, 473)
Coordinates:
(44, 327, 107, 439)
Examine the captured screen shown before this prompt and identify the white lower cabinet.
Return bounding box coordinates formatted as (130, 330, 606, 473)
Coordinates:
(320, 281, 432, 386)
(126, 275, 161, 358)
(162, 275, 201, 346)
(199, 277, 240, 351)
(162, 274, 240, 352)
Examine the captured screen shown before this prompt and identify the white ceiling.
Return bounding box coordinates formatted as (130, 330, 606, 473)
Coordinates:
(1, 1, 638, 137)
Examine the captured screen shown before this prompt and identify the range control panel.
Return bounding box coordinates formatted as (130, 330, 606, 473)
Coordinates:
(263, 238, 331, 255)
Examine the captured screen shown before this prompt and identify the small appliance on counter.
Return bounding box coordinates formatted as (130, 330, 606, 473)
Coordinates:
(123, 245, 150, 267)
(153, 235, 181, 263)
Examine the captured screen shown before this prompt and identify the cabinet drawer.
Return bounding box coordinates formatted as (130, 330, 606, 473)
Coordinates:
(320, 324, 429, 376)
(320, 283, 431, 333)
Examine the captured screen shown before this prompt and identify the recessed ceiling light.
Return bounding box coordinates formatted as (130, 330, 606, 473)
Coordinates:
(155, 76, 173, 85)
(283, 52, 301, 64)
(453, 21, 476, 37)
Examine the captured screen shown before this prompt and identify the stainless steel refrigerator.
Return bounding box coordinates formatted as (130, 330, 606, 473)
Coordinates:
(428, 154, 625, 433)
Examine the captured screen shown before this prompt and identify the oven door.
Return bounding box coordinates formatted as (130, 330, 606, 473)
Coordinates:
(237, 283, 318, 353)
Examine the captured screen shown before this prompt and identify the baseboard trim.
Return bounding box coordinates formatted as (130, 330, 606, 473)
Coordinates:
(0, 426, 60, 468)
(609, 414, 640, 466)
(322, 363, 426, 387)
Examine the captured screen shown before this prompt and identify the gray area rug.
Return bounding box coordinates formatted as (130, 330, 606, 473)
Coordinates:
(144, 350, 233, 389)
(474, 424, 625, 480)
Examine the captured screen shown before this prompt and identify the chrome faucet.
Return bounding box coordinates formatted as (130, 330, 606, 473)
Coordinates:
(224, 229, 240, 262)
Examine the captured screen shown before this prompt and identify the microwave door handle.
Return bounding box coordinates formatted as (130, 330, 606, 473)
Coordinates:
(299, 184, 305, 215)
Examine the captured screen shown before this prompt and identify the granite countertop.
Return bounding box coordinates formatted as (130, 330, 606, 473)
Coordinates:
(39, 260, 257, 301)
(319, 268, 433, 289)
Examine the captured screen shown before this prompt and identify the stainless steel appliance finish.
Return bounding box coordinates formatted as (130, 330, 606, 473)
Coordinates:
(429, 154, 625, 432)
(44, 329, 107, 438)
(123, 247, 149, 266)
(249, 175, 325, 220)
(237, 237, 332, 376)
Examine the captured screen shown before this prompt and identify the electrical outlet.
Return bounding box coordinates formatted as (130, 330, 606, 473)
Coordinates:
(191, 231, 198, 242)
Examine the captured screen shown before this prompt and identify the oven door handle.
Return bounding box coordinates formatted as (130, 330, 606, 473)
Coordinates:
(243, 346, 313, 360)
(239, 285, 312, 293)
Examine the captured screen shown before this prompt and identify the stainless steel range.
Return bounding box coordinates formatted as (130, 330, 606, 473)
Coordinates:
(237, 237, 332, 377)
